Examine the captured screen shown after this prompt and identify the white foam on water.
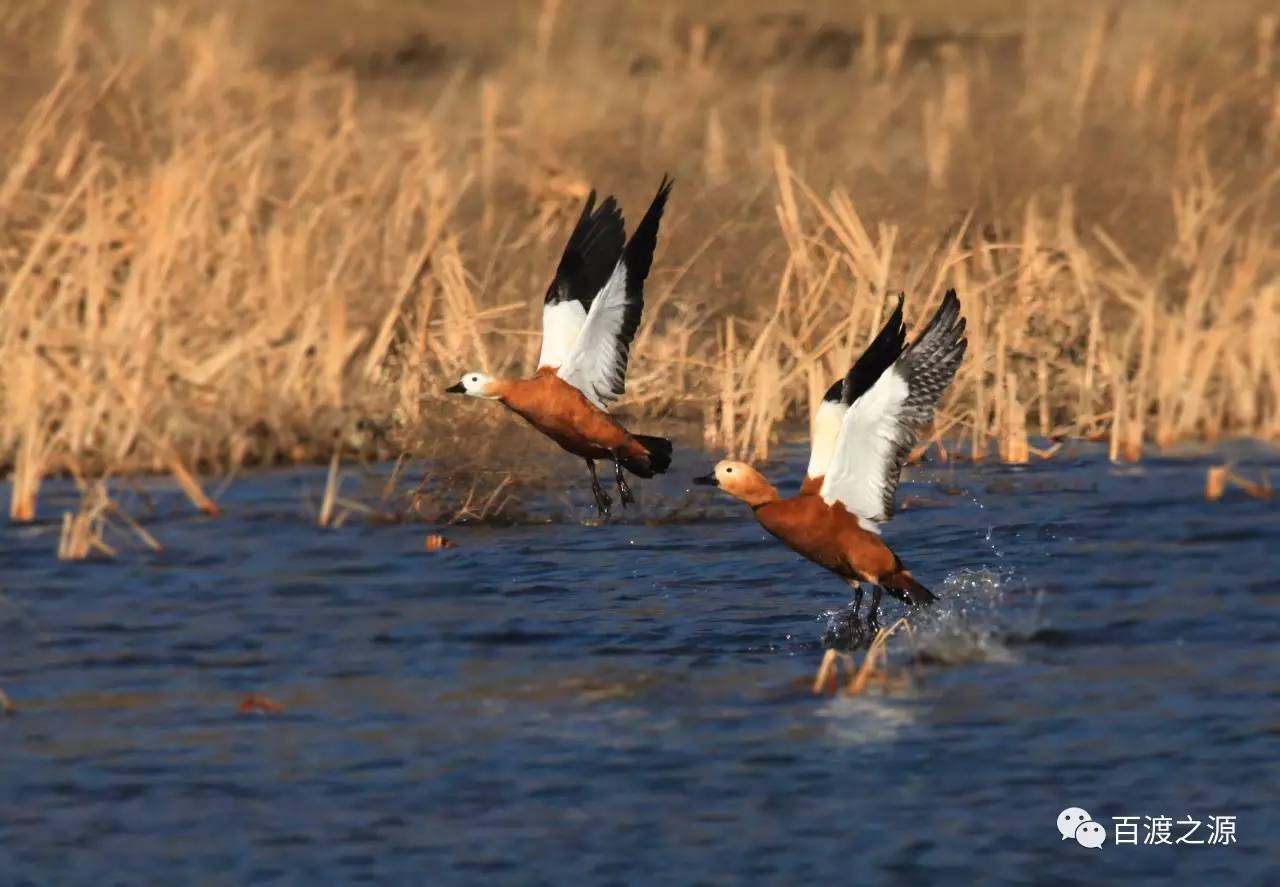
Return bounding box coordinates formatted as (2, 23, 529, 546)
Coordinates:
(814, 567, 1042, 664)
(904, 567, 1043, 665)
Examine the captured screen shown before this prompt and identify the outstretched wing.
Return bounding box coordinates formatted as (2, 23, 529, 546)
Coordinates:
(537, 191, 626, 372)
(819, 290, 967, 525)
(802, 296, 906, 494)
(557, 176, 673, 409)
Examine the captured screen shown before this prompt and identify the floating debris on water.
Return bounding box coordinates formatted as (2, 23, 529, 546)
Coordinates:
(1205, 465, 1273, 502)
(424, 533, 457, 551)
(237, 695, 284, 715)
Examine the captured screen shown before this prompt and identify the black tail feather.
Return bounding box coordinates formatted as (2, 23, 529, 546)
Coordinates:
(624, 434, 672, 477)
(881, 570, 937, 607)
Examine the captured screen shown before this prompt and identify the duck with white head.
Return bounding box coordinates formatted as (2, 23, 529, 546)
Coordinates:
(446, 178, 674, 518)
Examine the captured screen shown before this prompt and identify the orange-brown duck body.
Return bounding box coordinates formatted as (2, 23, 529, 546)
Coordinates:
(486, 369, 661, 474)
(699, 463, 927, 601)
(445, 177, 674, 517)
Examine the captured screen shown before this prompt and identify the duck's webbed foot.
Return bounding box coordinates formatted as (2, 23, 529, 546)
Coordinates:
(586, 459, 613, 519)
(611, 453, 635, 507)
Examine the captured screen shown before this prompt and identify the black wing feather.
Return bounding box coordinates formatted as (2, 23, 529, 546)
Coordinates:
(596, 175, 673, 400)
(545, 190, 626, 311)
(819, 294, 907, 405)
(841, 294, 907, 405)
(619, 174, 673, 341)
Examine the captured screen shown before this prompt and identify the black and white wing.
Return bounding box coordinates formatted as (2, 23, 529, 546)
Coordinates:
(557, 176, 672, 409)
(819, 290, 967, 525)
(803, 297, 906, 490)
(537, 191, 626, 372)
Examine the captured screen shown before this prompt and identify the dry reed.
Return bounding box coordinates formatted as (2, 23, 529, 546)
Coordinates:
(1204, 464, 1274, 501)
(1, 0, 1277, 521)
(57, 477, 163, 560)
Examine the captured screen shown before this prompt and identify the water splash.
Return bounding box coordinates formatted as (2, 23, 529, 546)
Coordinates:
(968, 488, 1007, 560)
(905, 568, 1043, 665)
(814, 567, 1040, 659)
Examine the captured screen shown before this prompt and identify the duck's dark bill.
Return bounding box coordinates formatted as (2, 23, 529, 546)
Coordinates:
(692, 472, 718, 486)
(444, 382, 466, 394)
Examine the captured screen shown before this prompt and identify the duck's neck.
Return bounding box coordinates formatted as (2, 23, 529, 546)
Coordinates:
(739, 478, 780, 509)
(481, 378, 516, 401)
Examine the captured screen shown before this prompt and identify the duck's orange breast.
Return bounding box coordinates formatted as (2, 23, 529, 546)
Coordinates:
(754, 495, 900, 582)
(498, 371, 635, 460)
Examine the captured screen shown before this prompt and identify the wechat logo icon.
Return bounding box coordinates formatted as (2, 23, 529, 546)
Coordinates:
(1058, 807, 1106, 849)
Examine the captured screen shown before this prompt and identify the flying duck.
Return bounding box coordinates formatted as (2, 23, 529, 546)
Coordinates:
(446, 178, 674, 518)
(695, 290, 967, 641)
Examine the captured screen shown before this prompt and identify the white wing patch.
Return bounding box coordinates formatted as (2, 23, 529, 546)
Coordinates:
(805, 399, 846, 480)
(819, 367, 910, 525)
(537, 299, 588, 370)
(556, 262, 629, 410)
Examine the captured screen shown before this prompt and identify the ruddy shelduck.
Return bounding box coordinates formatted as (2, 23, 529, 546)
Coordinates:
(446, 178, 674, 517)
(695, 290, 967, 639)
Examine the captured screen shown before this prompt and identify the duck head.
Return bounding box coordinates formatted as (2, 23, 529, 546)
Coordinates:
(444, 371, 501, 399)
(693, 460, 779, 507)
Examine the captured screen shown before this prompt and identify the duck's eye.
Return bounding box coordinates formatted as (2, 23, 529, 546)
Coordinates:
(725, 467, 734, 474)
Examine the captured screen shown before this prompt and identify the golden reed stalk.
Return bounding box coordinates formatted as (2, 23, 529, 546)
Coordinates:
(0, 1, 1276, 520)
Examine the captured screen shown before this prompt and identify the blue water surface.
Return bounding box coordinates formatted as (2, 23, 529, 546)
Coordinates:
(1, 441, 1277, 884)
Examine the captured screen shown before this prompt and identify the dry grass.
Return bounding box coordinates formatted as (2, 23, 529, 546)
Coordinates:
(1204, 463, 1274, 500)
(1, 0, 1278, 521)
(56, 476, 164, 560)
(307, 452, 528, 526)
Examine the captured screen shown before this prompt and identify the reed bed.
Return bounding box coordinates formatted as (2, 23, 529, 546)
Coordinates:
(1, 0, 1277, 522)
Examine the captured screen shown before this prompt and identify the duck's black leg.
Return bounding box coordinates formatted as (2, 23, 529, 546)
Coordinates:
(610, 451, 635, 507)
(845, 583, 866, 648)
(866, 585, 883, 635)
(586, 459, 612, 518)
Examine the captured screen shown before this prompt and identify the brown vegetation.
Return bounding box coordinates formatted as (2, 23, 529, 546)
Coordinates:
(1204, 464, 1274, 500)
(1, 0, 1277, 522)
(56, 475, 163, 559)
